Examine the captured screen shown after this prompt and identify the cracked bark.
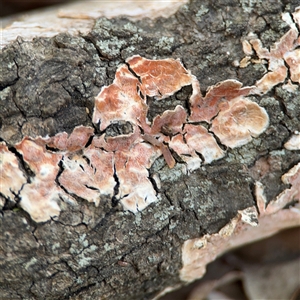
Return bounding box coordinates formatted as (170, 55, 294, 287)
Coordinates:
(1, 1, 300, 299)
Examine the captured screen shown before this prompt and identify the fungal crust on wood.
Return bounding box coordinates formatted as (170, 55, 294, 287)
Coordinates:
(180, 163, 300, 282)
(1, 53, 271, 222)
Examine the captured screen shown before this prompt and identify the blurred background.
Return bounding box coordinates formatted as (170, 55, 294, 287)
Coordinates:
(1, 0, 70, 17)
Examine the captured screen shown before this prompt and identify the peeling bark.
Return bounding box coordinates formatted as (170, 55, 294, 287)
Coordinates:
(1, 1, 299, 299)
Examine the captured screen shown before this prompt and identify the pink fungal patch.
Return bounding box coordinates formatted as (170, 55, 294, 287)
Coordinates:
(45, 125, 94, 152)
(4, 4, 300, 223)
(168, 133, 202, 172)
(93, 55, 195, 133)
(293, 7, 300, 25)
(261, 163, 300, 215)
(254, 65, 287, 95)
(15, 138, 62, 175)
(0, 142, 27, 202)
(211, 97, 269, 148)
(92, 125, 142, 152)
(58, 149, 115, 206)
(241, 10, 300, 93)
(1, 47, 274, 221)
(150, 105, 187, 135)
(91, 127, 161, 211)
(183, 124, 225, 163)
(284, 49, 300, 83)
(189, 79, 253, 123)
(15, 138, 66, 222)
(114, 142, 161, 212)
(126, 55, 193, 99)
(284, 133, 300, 150)
(93, 64, 147, 131)
(168, 124, 225, 172)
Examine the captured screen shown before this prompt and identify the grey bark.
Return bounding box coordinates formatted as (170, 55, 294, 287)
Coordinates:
(0, 0, 299, 299)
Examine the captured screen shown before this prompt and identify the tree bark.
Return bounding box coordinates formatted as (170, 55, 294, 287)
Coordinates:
(0, 1, 299, 299)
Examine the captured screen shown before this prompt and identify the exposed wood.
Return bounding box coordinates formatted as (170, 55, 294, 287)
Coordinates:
(1, 0, 188, 49)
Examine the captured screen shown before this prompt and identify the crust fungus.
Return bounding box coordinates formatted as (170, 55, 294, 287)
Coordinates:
(0, 142, 27, 202)
(180, 166, 300, 282)
(210, 97, 269, 148)
(189, 79, 253, 123)
(180, 162, 300, 283)
(91, 127, 161, 212)
(93, 54, 269, 175)
(269, 163, 300, 213)
(2, 126, 98, 222)
(126, 55, 193, 99)
(168, 133, 202, 172)
(284, 133, 300, 150)
(254, 63, 287, 95)
(282, 79, 299, 92)
(142, 133, 176, 169)
(93, 64, 147, 131)
(242, 40, 253, 56)
(150, 105, 187, 135)
(241, 9, 300, 93)
(45, 125, 94, 152)
(183, 124, 225, 163)
(255, 162, 300, 217)
(58, 149, 115, 206)
(284, 49, 300, 83)
(15, 138, 66, 222)
(93, 55, 195, 133)
(168, 124, 225, 172)
(293, 6, 300, 26)
(1, 49, 272, 221)
(114, 142, 161, 212)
